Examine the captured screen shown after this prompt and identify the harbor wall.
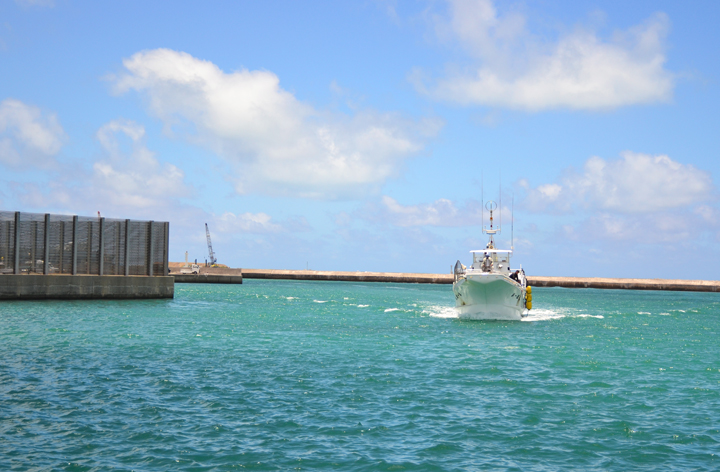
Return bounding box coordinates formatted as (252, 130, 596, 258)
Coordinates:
(173, 274, 243, 284)
(169, 266, 243, 284)
(242, 269, 452, 284)
(240, 269, 720, 292)
(0, 274, 174, 300)
(527, 276, 720, 292)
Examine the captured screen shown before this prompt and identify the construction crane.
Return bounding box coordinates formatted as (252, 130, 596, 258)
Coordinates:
(205, 223, 217, 266)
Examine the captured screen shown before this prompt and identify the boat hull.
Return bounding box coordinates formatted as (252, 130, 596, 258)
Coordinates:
(453, 274, 525, 321)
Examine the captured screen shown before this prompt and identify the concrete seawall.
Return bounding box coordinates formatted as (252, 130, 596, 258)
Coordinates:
(0, 275, 174, 300)
(241, 269, 720, 293)
(169, 267, 243, 284)
(242, 269, 452, 284)
(528, 276, 720, 292)
(174, 274, 243, 284)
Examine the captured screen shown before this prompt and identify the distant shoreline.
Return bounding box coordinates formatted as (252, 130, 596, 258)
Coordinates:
(169, 265, 720, 292)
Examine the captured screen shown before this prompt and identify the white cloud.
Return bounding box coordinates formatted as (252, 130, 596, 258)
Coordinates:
(8, 115, 306, 245)
(562, 211, 701, 245)
(367, 195, 484, 227)
(12, 118, 194, 220)
(694, 205, 720, 225)
(536, 183, 562, 202)
(91, 119, 191, 209)
(216, 212, 288, 235)
(0, 98, 66, 168)
(521, 152, 714, 214)
(522, 152, 719, 250)
(111, 49, 439, 199)
(418, 0, 674, 110)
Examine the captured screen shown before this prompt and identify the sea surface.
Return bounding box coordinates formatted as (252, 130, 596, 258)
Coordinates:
(1, 280, 719, 471)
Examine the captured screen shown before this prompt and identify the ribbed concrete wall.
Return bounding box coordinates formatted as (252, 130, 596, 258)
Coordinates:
(242, 269, 453, 284)
(240, 269, 720, 292)
(528, 276, 720, 292)
(173, 274, 243, 284)
(0, 275, 174, 300)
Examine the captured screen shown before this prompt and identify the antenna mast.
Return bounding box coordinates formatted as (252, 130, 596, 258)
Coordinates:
(483, 201, 498, 245)
(205, 223, 217, 265)
(511, 195, 514, 252)
(481, 172, 484, 229)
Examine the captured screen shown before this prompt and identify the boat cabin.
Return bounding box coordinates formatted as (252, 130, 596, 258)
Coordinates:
(470, 249, 512, 274)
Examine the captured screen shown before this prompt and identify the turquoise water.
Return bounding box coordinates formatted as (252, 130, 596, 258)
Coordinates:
(1, 280, 719, 471)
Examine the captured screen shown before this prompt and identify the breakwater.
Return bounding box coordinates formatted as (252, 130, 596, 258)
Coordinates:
(241, 269, 720, 292)
(173, 274, 243, 284)
(529, 276, 720, 292)
(169, 266, 243, 284)
(242, 269, 450, 284)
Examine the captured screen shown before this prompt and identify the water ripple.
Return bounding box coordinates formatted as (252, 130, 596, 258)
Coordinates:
(1, 282, 719, 470)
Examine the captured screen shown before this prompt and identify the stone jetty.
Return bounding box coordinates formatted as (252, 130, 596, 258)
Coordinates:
(240, 269, 720, 292)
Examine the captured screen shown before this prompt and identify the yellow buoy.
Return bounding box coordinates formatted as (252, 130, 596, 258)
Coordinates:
(525, 286, 532, 310)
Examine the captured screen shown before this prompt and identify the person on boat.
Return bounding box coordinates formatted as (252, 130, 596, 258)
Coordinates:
(481, 253, 493, 272)
(509, 270, 520, 282)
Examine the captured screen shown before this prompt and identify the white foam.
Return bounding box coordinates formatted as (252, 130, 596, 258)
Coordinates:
(423, 305, 566, 321)
(313, 300, 327, 304)
(285, 297, 297, 300)
(638, 312, 651, 315)
(357, 304, 369, 308)
(424, 306, 595, 322)
(384, 308, 400, 313)
(425, 305, 460, 319)
(522, 309, 565, 322)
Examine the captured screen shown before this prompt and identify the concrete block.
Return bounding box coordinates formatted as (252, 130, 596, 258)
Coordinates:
(0, 275, 174, 300)
(173, 274, 243, 284)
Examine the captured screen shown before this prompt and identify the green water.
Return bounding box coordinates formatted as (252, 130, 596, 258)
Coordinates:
(1, 280, 719, 470)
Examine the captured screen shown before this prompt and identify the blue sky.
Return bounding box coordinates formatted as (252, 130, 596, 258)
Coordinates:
(2, 0, 719, 279)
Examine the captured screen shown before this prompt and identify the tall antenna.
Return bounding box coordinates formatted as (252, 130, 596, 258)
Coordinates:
(481, 172, 484, 229)
(511, 194, 514, 252)
(499, 172, 502, 232)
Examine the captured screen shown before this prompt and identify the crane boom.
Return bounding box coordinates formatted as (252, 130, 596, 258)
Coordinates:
(205, 223, 217, 265)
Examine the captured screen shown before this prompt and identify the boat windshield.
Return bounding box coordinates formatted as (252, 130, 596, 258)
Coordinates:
(472, 251, 510, 265)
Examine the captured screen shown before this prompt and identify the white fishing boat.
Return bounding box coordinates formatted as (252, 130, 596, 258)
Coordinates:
(452, 201, 531, 320)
